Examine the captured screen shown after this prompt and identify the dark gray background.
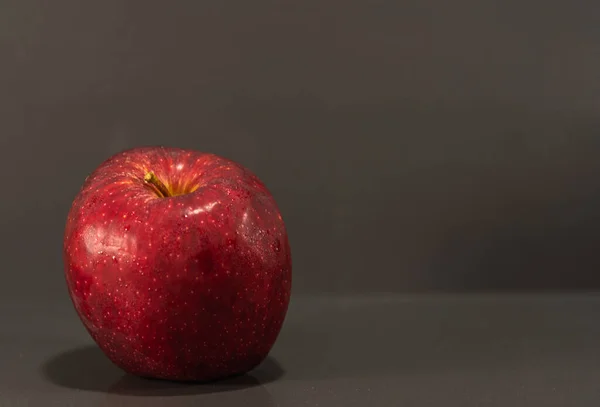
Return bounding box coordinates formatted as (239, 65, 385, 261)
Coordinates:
(4, 2, 600, 406)
(3, 0, 600, 301)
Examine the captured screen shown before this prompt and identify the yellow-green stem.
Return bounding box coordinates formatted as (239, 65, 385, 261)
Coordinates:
(144, 172, 170, 197)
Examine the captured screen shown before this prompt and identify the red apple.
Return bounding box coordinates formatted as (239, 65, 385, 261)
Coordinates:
(63, 146, 292, 382)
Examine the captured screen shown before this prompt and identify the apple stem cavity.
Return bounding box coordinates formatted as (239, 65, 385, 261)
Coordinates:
(144, 172, 171, 198)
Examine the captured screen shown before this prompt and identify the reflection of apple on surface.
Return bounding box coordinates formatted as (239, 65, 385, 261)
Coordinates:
(63, 146, 292, 382)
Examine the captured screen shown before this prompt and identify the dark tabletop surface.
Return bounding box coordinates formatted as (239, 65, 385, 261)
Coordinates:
(3, 293, 600, 406)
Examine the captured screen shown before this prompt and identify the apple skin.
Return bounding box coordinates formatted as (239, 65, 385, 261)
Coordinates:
(63, 146, 292, 382)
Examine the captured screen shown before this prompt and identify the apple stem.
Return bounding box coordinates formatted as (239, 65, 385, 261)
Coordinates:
(144, 172, 171, 198)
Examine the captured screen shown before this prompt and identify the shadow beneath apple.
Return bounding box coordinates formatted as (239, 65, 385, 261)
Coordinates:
(41, 345, 284, 396)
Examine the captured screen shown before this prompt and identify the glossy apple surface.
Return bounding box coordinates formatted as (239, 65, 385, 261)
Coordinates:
(63, 146, 292, 381)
